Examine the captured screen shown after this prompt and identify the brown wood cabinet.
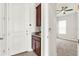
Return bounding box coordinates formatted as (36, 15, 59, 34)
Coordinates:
(36, 4, 41, 26)
(32, 35, 41, 56)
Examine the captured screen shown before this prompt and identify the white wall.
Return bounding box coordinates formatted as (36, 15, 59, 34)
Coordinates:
(48, 4, 57, 56)
(41, 4, 49, 56)
(41, 3, 57, 56)
(57, 12, 77, 41)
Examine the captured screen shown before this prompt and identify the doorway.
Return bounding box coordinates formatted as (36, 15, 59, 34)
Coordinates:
(56, 3, 78, 56)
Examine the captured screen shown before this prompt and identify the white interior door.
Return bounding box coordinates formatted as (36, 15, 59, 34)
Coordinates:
(0, 4, 5, 56)
(7, 3, 30, 55)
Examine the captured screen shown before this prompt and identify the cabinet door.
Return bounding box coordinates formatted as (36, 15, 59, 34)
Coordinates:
(36, 39, 41, 56)
(32, 37, 36, 51)
(7, 3, 30, 55)
(36, 4, 41, 26)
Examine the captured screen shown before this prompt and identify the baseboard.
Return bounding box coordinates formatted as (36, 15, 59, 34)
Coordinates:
(27, 48, 33, 52)
(12, 51, 28, 56)
(12, 49, 33, 56)
(57, 37, 77, 43)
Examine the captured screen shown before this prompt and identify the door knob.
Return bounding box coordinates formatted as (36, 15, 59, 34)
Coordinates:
(0, 38, 3, 40)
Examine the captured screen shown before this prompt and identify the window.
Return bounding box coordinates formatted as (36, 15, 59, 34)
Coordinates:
(58, 20, 67, 34)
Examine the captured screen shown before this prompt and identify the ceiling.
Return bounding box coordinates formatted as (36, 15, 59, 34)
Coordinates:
(56, 3, 78, 16)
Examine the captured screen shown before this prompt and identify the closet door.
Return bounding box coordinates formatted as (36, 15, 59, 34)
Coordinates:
(0, 4, 5, 56)
(7, 3, 30, 55)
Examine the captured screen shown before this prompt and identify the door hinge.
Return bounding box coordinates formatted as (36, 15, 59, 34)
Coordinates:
(78, 40, 79, 44)
(8, 48, 10, 51)
(3, 49, 5, 53)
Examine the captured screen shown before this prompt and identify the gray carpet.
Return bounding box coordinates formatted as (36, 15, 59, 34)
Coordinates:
(57, 39, 77, 56)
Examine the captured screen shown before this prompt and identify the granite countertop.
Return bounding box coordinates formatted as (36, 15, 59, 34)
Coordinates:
(32, 34, 41, 38)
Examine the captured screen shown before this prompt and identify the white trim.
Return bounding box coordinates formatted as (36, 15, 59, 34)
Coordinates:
(27, 48, 33, 52)
(41, 3, 49, 56)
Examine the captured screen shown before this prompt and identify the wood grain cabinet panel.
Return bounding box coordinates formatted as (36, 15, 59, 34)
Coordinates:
(36, 4, 41, 26)
(32, 35, 41, 56)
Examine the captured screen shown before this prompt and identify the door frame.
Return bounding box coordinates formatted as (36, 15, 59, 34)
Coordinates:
(41, 3, 57, 56)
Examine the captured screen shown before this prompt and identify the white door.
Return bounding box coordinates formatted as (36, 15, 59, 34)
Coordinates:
(7, 3, 30, 55)
(0, 4, 6, 56)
